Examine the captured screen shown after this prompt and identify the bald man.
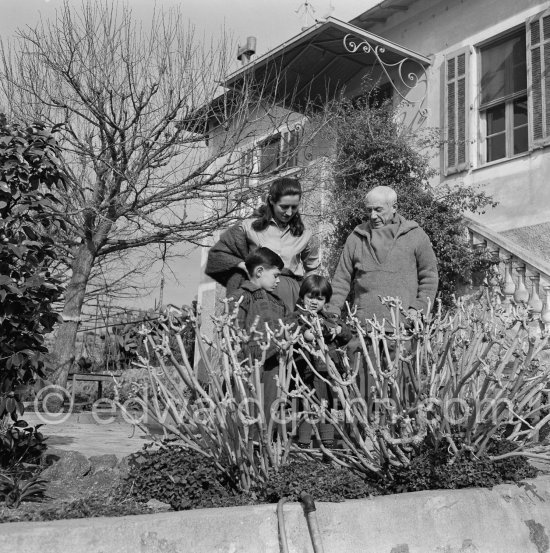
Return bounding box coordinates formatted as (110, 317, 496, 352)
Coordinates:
(328, 186, 438, 324)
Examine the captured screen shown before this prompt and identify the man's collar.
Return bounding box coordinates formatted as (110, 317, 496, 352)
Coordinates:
(367, 214, 401, 229)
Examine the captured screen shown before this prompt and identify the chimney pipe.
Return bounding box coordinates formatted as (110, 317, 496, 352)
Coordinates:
(237, 36, 257, 65)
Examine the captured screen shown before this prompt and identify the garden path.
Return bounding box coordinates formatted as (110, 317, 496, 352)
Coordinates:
(23, 412, 154, 459)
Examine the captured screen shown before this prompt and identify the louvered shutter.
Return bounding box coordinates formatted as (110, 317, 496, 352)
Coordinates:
(285, 129, 299, 168)
(527, 9, 550, 147)
(444, 48, 470, 174)
(239, 149, 254, 186)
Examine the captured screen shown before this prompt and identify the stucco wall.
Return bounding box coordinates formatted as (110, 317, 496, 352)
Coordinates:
(195, 0, 550, 326)
(3, 475, 550, 553)
(363, 0, 550, 233)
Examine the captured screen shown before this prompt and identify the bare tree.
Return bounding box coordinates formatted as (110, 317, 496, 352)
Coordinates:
(0, 1, 323, 387)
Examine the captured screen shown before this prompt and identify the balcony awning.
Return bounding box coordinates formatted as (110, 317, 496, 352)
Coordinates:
(225, 17, 430, 110)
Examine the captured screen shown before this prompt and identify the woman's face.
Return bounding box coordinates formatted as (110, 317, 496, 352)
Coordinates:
(271, 194, 300, 226)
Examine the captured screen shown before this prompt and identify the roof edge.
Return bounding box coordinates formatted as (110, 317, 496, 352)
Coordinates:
(225, 16, 430, 87)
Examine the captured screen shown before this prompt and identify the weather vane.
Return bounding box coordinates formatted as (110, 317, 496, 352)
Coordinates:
(296, 1, 335, 29)
(296, 1, 316, 30)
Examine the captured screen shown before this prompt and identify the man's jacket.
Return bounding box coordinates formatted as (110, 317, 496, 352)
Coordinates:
(329, 215, 438, 324)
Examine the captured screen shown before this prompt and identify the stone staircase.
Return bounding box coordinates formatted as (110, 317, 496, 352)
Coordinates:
(466, 218, 550, 331)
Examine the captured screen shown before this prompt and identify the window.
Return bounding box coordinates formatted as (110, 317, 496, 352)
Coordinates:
(258, 129, 299, 175)
(444, 10, 550, 174)
(479, 31, 528, 163)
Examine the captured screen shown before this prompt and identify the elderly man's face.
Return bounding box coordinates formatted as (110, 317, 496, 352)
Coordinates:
(365, 193, 396, 228)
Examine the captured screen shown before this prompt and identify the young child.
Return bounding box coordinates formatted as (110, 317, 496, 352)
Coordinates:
(288, 274, 352, 450)
(228, 247, 288, 432)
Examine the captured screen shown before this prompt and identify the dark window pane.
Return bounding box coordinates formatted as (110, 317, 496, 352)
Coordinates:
(512, 38, 527, 92)
(260, 137, 280, 173)
(487, 104, 506, 134)
(513, 97, 528, 127)
(481, 50, 506, 104)
(514, 126, 529, 154)
(481, 32, 526, 105)
(487, 133, 506, 162)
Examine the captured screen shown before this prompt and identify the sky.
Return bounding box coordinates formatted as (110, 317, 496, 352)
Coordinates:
(0, 0, 379, 308)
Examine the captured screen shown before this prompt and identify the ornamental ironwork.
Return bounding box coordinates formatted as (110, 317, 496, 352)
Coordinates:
(343, 34, 429, 129)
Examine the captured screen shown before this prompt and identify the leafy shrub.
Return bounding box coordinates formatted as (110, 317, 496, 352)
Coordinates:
(0, 472, 47, 508)
(123, 444, 241, 510)
(259, 458, 379, 503)
(120, 442, 536, 512)
(0, 117, 65, 395)
(121, 445, 378, 508)
(383, 434, 537, 494)
(0, 417, 48, 509)
(322, 94, 496, 304)
(0, 419, 47, 470)
(0, 393, 24, 422)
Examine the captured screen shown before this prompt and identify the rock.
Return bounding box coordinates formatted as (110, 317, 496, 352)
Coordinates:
(40, 449, 126, 501)
(41, 449, 91, 481)
(89, 454, 119, 472)
(145, 498, 172, 512)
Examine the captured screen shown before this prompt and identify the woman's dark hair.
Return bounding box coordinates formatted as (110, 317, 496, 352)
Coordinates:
(251, 177, 305, 236)
(299, 274, 333, 302)
(245, 247, 284, 275)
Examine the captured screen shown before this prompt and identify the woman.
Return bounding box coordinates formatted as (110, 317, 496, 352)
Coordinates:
(205, 177, 319, 311)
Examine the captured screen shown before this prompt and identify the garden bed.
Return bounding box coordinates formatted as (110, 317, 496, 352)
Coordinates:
(0, 435, 542, 524)
(3, 474, 550, 553)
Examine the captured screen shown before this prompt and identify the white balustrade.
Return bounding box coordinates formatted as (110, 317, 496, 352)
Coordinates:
(465, 225, 550, 334)
(514, 265, 529, 305)
(502, 257, 516, 305)
(528, 275, 543, 318)
(542, 286, 550, 334)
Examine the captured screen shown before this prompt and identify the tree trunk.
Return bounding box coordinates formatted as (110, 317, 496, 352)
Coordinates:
(51, 244, 96, 388)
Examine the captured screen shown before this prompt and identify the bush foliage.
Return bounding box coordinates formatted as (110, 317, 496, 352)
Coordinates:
(119, 438, 536, 512)
(323, 94, 496, 303)
(383, 434, 537, 494)
(0, 116, 65, 397)
(123, 444, 247, 510)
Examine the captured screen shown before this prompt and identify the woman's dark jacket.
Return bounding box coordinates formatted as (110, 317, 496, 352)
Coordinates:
(205, 223, 250, 296)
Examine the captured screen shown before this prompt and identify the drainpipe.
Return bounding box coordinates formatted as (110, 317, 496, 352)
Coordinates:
(300, 492, 325, 553)
(277, 493, 326, 553)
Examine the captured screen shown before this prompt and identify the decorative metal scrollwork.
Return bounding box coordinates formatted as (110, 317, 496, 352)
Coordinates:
(292, 122, 313, 161)
(343, 34, 429, 129)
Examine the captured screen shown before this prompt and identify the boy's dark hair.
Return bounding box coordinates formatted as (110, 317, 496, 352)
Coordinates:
(299, 274, 333, 302)
(245, 247, 284, 275)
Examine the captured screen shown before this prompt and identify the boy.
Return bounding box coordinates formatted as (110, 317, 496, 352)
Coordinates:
(228, 247, 288, 433)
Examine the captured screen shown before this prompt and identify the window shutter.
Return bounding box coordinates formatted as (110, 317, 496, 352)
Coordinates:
(444, 48, 470, 174)
(284, 129, 299, 168)
(239, 149, 254, 186)
(527, 9, 550, 147)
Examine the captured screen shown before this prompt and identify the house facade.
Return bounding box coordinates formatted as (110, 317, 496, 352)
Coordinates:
(350, 0, 550, 251)
(197, 0, 550, 337)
